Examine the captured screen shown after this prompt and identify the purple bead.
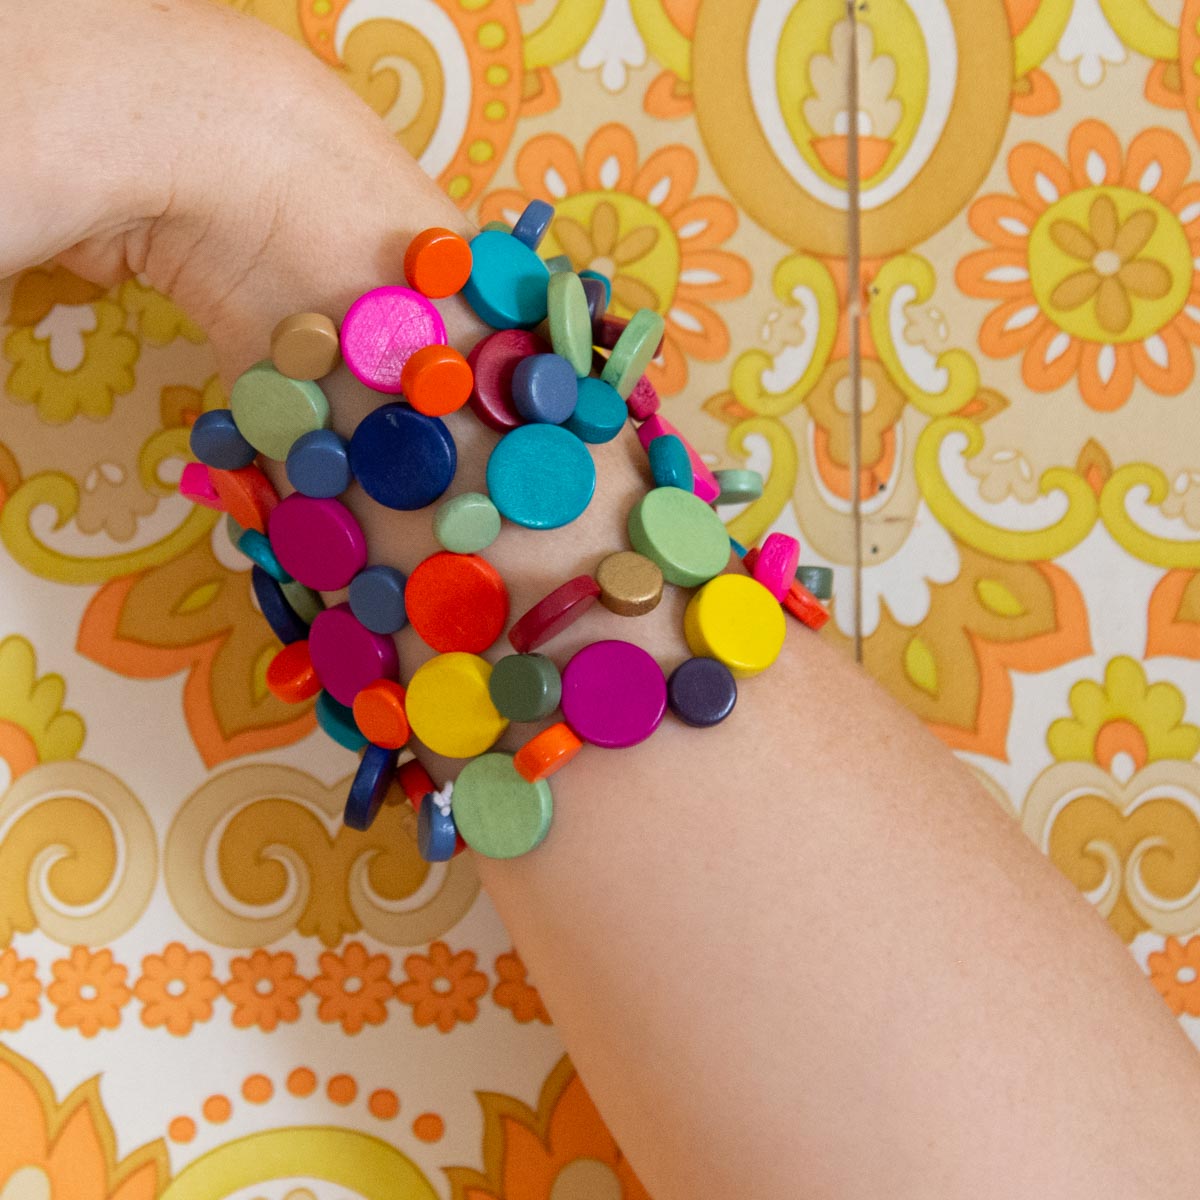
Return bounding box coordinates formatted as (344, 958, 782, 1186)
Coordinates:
(580, 276, 608, 324)
(512, 353, 578, 425)
(667, 657, 737, 728)
(561, 640, 666, 748)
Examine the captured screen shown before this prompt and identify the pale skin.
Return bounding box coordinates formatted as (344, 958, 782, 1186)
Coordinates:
(7, 2, 1200, 1196)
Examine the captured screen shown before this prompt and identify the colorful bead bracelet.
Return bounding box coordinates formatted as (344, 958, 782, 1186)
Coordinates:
(180, 201, 832, 861)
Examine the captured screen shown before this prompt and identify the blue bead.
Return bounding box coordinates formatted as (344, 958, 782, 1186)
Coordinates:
(579, 269, 612, 307)
(344, 743, 399, 831)
(461, 230, 550, 329)
(487, 424, 596, 530)
(580, 276, 607, 324)
(189, 409, 256, 470)
(512, 353, 578, 424)
(250, 565, 308, 644)
(286, 428, 352, 498)
(667, 656, 737, 728)
(237, 528, 291, 583)
(316, 691, 367, 752)
(648, 434, 694, 491)
(418, 793, 459, 861)
(349, 403, 456, 510)
(729, 536, 749, 558)
(564, 376, 625, 444)
(511, 199, 554, 250)
(348, 565, 408, 635)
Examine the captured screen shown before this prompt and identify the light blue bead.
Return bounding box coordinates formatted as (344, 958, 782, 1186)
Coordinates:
(579, 269, 612, 306)
(237, 528, 291, 583)
(348, 565, 408, 635)
(461, 230, 550, 329)
(189, 409, 256, 470)
(511, 199, 554, 250)
(418, 793, 459, 861)
(315, 692, 366, 752)
(564, 376, 625, 444)
(344, 743, 398, 831)
(648, 434, 694, 491)
(512, 353, 578, 424)
(487, 424, 596, 530)
(286, 428, 352, 498)
(729, 536, 749, 558)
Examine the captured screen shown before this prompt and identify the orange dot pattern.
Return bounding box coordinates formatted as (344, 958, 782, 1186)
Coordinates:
(412, 1113, 445, 1142)
(368, 1088, 399, 1119)
(167, 1116, 195, 1144)
(242, 1074, 273, 1103)
(327, 1074, 357, 1105)
(287, 1067, 317, 1097)
(202, 1094, 232, 1123)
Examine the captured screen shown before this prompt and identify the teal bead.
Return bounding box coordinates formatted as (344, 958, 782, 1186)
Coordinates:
(488, 653, 561, 721)
(547, 272, 593, 376)
(600, 309, 665, 399)
(487, 424, 596, 530)
(315, 691, 366, 752)
(480, 219, 512, 234)
(628, 486, 730, 587)
(461, 230, 550, 329)
(544, 254, 573, 273)
(714, 468, 764, 505)
(229, 360, 330, 461)
(434, 491, 502, 553)
(237, 528, 291, 583)
(729, 536, 749, 558)
(796, 564, 834, 601)
(452, 752, 553, 859)
(564, 377, 626, 444)
(648, 434, 694, 491)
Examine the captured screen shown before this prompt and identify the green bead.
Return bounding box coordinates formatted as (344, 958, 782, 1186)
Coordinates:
(452, 752, 553, 859)
(627, 486, 730, 588)
(547, 272, 593, 376)
(601, 308, 665, 399)
(796, 564, 833, 601)
(225, 513, 247, 544)
(488, 653, 562, 721)
(433, 491, 502, 554)
(481, 220, 512, 234)
(713, 468, 764, 505)
(281, 579, 325, 624)
(230, 360, 330, 461)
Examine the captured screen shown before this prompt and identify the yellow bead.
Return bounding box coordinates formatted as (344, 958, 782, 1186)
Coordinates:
(684, 574, 786, 678)
(406, 652, 509, 758)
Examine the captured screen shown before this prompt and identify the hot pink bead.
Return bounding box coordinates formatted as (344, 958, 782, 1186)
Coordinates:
(752, 532, 801, 602)
(308, 602, 399, 706)
(268, 494, 367, 591)
(561, 640, 666, 749)
(626, 375, 661, 421)
(635, 415, 720, 503)
(180, 462, 223, 509)
(340, 286, 447, 393)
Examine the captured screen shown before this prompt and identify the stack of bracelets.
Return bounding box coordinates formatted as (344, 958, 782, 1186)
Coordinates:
(179, 200, 833, 861)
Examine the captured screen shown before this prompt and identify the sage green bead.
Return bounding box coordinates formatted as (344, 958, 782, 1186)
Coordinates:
(433, 491, 502, 554)
(601, 308, 665, 399)
(627, 486, 730, 587)
(452, 752, 553, 859)
(547, 271, 593, 377)
(796, 564, 834, 601)
(229, 360, 330, 461)
(488, 653, 562, 721)
(713, 468, 764, 505)
(281, 579, 325, 624)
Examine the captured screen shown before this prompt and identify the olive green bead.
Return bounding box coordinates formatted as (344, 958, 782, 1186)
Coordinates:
(280, 579, 325, 624)
(627, 486, 730, 588)
(488, 653, 562, 721)
(796, 564, 834, 601)
(433, 491, 502, 554)
(452, 752, 553, 859)
(547, 272, 593, 377)
(229, 360, 330, 461)
(713, 468, 764, 505)
(601, 309, 665, 399)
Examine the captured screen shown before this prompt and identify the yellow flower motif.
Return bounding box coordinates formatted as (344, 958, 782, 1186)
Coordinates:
(0, 636, 85, 779)
(119, 278, 205, 346)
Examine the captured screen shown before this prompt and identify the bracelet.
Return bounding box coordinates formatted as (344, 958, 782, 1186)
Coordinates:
(179, 201, 832, 861)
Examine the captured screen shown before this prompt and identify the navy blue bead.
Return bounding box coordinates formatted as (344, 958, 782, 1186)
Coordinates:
(286, 428, 352, 498)
(349, 403, 456, 510)
(251, 565, 308, 644)
(189, 409, 256, 470)
(729, 536, 749, 558)
(580, 276, 607, 324)
(511, 199, 554, 250)
(648, 434, 694, 491)
(796, 564, 833, 601)
(564, 376, 625, 444)
(315, 692, 366, 752)
(667, 657, 737, 728)
(237, 528, 291, 583)
(418, 793, 459, 861)
(344, 743, 399, 831)
(579, 269, 612, 307)
(512, 353, 578, 424)
(348, 565, 408, 635)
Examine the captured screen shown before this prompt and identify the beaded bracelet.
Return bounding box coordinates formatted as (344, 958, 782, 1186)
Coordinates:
(180, 200, 832, 861)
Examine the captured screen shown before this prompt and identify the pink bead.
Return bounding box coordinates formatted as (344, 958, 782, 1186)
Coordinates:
(340, 286, 447, 393)
(752, 533, 801, 602)
(561, 640, 666, 749)
(308, 602, 399, 706)
(268, 494, 367, 591)
(634, 415, 720, 503)
(180, 462, 223, 509)
(626, 375, 661, 421)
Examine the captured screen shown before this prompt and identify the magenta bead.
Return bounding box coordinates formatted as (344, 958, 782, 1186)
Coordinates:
(753, 532, 802, 601)
(340, 286, 447, 393)
(634, 414, 720, 503)
(180, 462, 223, 510)
(268, 494, 367, 590)
(308, 603, 399, 706)
(561, 640, 666, 749)
(626, 375, 661, 421)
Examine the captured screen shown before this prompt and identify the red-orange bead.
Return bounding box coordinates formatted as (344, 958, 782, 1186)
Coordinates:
(353, 680, 410, 749)
(783, 579, 830, 630)
(265, 640, 320, 703)
(397, 758, 436, 809)
(209, 464, 278, 533)
(406, 552, 509, 654)
(404, 227, 473, 298)
(401, 345, 473, 417)
(514, 722, 583, 782)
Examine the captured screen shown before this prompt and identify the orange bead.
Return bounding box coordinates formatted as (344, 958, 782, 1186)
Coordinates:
(514, 722, 583, 782)
(266, 640, 320, 703)
(406, 552, 509, 654)
(397, 758, 437, 809)
(401, 344, 473, 417)
(209, 464, 278, 534)
(404, 227, 473, 298)
(783, 579, 830, 630)
(353, 679, 410, 749)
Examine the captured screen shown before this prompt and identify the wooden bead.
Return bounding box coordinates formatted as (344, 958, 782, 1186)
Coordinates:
(451, 752, 552, 859)
(189, 409, 256, 470)
(400, 344, 473, 417)
(511, 199, 554, 250)
(340, 286, 447, 393)
(512, 353, 578, 424)
(626, 375, 661, 421)
(749, 533, 801, 602)
(580, 275, 607, 324)
(544, 254, 573, 273)
(398, 758, 437, 808)
(235, 528, 291, 583)
(729, 536, 749, 558)
(547, 272, 593, 376)
(667, 656, 737, 727)
(783, 578, 830, 630)
(796, 565, 833, 602)
(594, 313, 665, 357)
(315, 691, 367, 752)
(268, 494, 367, 591)
(467, 328, 550, 432)
(634, 414, 720, 503)
(600, 309, 665, 399)
(348, 403, 456, 511)
(714, 468, 764, 505)
(270, 312, 341, 380)
(627, 486, 730, 588)
(488, 653, 562, 721)
(352, 679, 410, 750)
(251, 566, 309, 644)
(480, 220, 512, 234)
(266, 640, 321, 703)
(180, 462, 224, 510)
(308, 602, 399, 706)
(648, 434, 694, 491)
(579, 268, 612, 306)
(514, 722, 583, 782)
(344, 743, 399, 831)
(595, 550, 663, 616)
(209, 464, 278, 534)
(507, 575, 600, 653)
(406, 551, 509, 654)
(461, 230, 550, 329)
(433, 492, 501, 554)
(347, 565, 408, 635)
(487, 424, 596, 530)
(561, 640, 666, 748)
(403, 227, 472, 298)
(406, 652, 508, 759)
(418, 793, 459, 861)
(281, 579, 325, 624)
(684, 574, 786, 677)
(285, 428, 352, 498)
(229, 361, 331, 461)
(564, 377, 625, 444)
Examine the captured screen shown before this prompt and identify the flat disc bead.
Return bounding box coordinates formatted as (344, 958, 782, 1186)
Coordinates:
(265, 640, 320, 703)
(344, 744, 399, 832)
(349, 403, 456, 511)
(271, 312, 341, 380)
(352, 679, 409, 749)
(512, 353, 578, 424)
(487, 424, 596, 530)
(684, 574, 786, 678)
(236, 528, 290, 583)
(403, 227, 472, 298)
(348, 565, 408, 635)
(751, 532, 801, 602)
(511, 199, 554, 250)
(601, 309, 665, 399)
(406, 551, 508, 654)
(507, 575, 600, 653)
(667, 656, 737, 727)
(627, 487, 730, 588)
(433, 492, 501, 554)
(635, 414, 720, 503)
(210, 465, 278, 533)
(180, 462, 223, 509)
(340, 286, 447, 392)
(315, 691, 367, 751)
(626, 375, 660, 421)
(451, 752, 552, 859)
(406, 652, 508, 758)
(783, 579, 830, 630)
(595, 551, 663, 616)
(229, 361, 331, 461)
(251, 566, 309, 644)
(400, 344, 473, 417)
(285, 429, 352, 498)
(514, 722, 582, 782)
(268, 494, 367, 591)
(564, 377, 626, 444)
(547, 272, 593, 376)
(648, 434, 694, 491)
(488, 653, 561, 721)
(418, 793, 459, 861)
(461, 229, 550, 329)
(281, 579, 324, 624)
(467, 329, 550, 432)
(561, 640, 666, 748)
(797, 564, 834, 601)
(308, 602, 399, 706)
(189, 409, 256, 470)
(714, 468, 764, 505)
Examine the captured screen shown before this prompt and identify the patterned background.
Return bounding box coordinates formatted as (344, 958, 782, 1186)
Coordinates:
(2, 0, 1200, 1195)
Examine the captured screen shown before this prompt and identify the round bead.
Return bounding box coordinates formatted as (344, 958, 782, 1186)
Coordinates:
(487, 424, 596, 530)
(626, 374, 661, 421)
(796, 564, 834, 602)
(352, 679, 410, 750)
(580, 275, 608, 324)
(544, 254, 573, 274)
(451, 752, 552, 859)
(511, 199, 554, 251)
(189, 409, 257, 470)
(349, 403, 456, 511)
(648, 434, 694, 492)
(564, 377, 625, 444)
(236, 528, 291, 583)
(433, 492, 501, 554)
(315, 691, 367, 752)
(398, 759, 437, 808)
(229, 361, 330, 461)
(601, 309, 665, 399)
(595, 313, 664, 356)
(547, 272, 593, 376)
(783, 579, 830, 630)
(466, 329, 549, 432)
(461, 230, 550, 329)
(751, 532, 801, 602)
(180, 462, 223, 510)
(480, 220, 512, 234)
(340, 286, 447, 393)
(418, 793, 459, 861)
(281, 579, 325, 624)
(270, 312, 341, 380)
(512, 353, 578, 425)
(251, 566, 309, 644)
(507, 575, 600, 654)
(627, 487, 730, 588)
(729, 536, 749, 558)
(595, 551, 663, 617)
(667, 656, 738, 728)
(268, 494, 367, 591)
(634, 414, 720, 503)
(488, 653, 562, 722)
(265, 640, 320, 703)
(210, 465, 278, 534)
(347, 565, 408, 635)
(400, 344, 473, 417)
(406, 653, 508, 759)
(344, 744, 399, 832)
(579, 268, 612, 306)
(308, 602, 399, 706)
(714, 468, 764, 505)
(403, 227, 473, 298)
(285, 429, 352, 498)
(406, 552, 508, 654)
(561, 640, 667, 749)
(514, 723, 583, 782)
(684, 574, 786, 678)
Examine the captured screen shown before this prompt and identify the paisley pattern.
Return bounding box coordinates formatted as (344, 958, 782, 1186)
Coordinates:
(3, 1, 1200, 1194)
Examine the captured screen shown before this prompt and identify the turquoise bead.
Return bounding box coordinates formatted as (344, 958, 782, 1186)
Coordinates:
(461, 230, 550, 329)
(648, 434, 694, 491)
(487, 424, 596, 530)
(237, 528, 291, 583)
(315, 691, 367, 752)
(564, 377, 625, 444)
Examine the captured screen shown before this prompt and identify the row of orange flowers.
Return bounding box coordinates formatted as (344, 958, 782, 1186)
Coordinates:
(0, 941, 551, 1037)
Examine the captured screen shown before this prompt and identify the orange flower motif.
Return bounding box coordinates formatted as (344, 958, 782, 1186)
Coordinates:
(0, 948, 41, 1031)
(133, 942, 220, 1035)
(1148, 935, 1200, 1016)
(47, 946, 130, 1037)
(224, 948, 309, 1031)
(311, 941, 394, 1034)
(958, 120, 1200, 411)
(492, 950, 551, 1025)
(479, 123, 751, 397)
(396, 940, 488, 1032)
